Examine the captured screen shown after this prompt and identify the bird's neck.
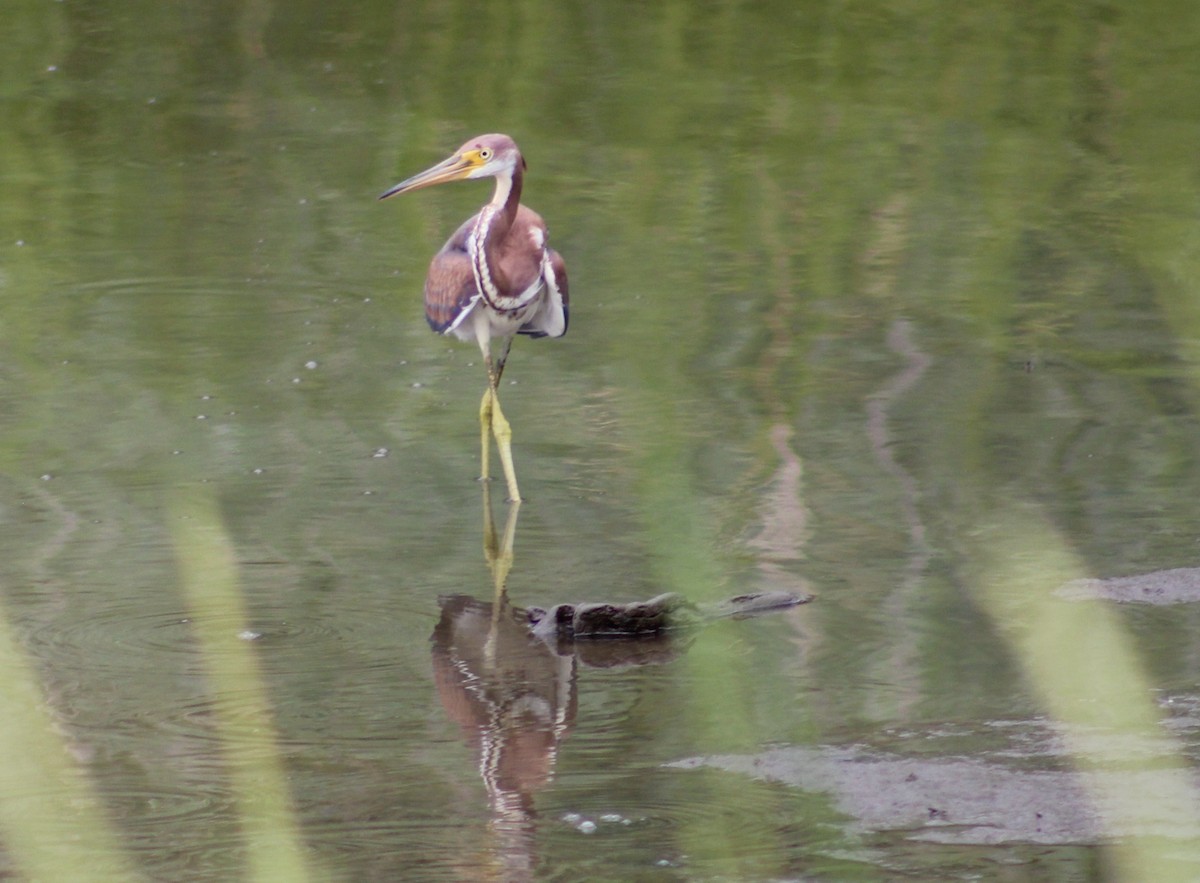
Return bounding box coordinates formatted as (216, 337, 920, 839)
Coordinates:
(470, 164, 526, 308)
(487, 164, 523, 225)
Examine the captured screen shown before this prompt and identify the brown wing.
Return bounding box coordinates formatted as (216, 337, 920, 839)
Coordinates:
(424, 217, 481, 334)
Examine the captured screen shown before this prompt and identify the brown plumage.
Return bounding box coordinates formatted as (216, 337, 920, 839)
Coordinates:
(423, 205, 569, 339)
(380, 134, 570, 503)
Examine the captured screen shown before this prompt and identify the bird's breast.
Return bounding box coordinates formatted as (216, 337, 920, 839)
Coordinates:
(468, 224, 547, 314)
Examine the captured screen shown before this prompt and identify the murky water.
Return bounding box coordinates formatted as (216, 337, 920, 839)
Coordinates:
(4, 1, 1200, 880)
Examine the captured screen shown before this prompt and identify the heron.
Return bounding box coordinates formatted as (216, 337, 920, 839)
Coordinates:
(379, 134, 569, 503)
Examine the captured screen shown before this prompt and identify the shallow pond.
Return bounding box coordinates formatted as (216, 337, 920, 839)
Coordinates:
(3, 1, 1200, 880)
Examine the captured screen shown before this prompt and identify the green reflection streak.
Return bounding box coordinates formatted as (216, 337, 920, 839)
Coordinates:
(169, 486, 313, 883)
(975, 503, 1200, 881)
(615, 267, 791, 876)
(605, 28, 809, 863)
(0, 602, 143, 882)
(632, 441, 779, 875)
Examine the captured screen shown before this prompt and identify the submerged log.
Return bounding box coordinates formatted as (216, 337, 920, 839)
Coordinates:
(526, 589, 811, 642)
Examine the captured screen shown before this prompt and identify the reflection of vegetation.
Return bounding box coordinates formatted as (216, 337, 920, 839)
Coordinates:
(974, 504, 1200, 881)
(0, 598, 142, 882)
(169, 486, 314, 882)
(0, 0, 1199, 877)
(0, 485, 313, 881)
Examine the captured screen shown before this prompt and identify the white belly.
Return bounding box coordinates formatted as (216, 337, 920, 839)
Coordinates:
(444, 286, 544, 344)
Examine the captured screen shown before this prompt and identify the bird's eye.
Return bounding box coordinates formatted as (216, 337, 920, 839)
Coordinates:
(478, 147, 493, 161)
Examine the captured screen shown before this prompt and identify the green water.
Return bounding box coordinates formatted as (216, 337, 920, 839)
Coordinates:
(3, 1, 1200, 880)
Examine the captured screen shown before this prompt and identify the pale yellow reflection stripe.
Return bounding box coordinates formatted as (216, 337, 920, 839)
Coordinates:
(170, 485, 314, 883)
(0, 601, 144, 881)
(976, 503, 1200, 882)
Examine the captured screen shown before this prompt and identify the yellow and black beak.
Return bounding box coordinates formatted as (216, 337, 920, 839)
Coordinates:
(378, 151, 477, 200)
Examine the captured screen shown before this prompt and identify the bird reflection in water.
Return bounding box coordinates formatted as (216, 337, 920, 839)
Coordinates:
(429, 487, 691, 880)
(430, 487, 808, 879)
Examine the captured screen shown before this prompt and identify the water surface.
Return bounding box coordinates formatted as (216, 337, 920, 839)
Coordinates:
(3, 1, 1200, 880)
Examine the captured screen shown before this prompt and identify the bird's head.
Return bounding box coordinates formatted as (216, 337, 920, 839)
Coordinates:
(379, 134, 524, 200)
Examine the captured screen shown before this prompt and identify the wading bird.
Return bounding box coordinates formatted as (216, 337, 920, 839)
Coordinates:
(379, 134, 569, 503)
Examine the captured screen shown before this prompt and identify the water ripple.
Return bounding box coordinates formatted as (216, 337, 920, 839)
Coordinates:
(21, 599, 346, 682)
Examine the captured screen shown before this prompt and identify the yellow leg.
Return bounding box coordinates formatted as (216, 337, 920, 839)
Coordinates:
(481, 481, 522, 601)
(481, 482, 521, 665)
(478, 387, 493, 483)
(475, 333, 520, 501)
(489, 389, 522, 503)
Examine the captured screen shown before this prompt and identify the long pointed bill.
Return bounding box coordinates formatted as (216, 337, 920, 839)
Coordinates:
(378, 153, 475, 200)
